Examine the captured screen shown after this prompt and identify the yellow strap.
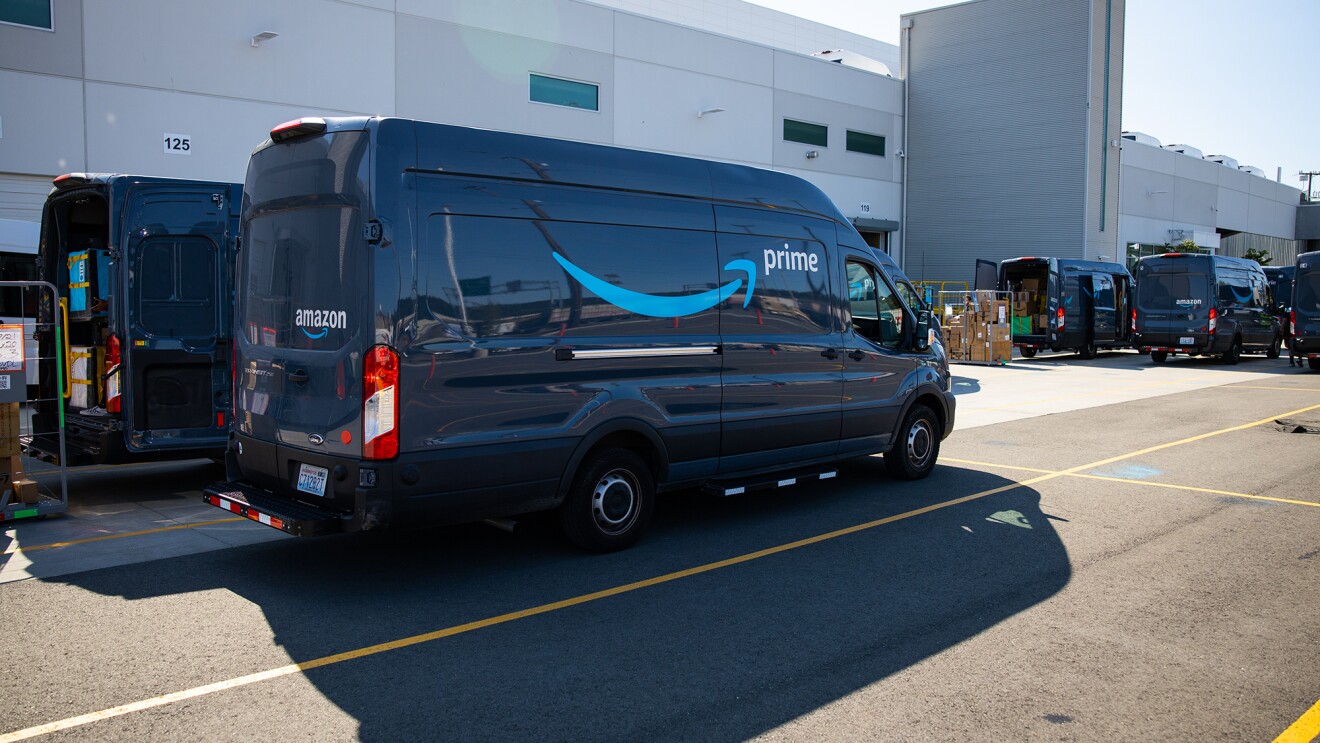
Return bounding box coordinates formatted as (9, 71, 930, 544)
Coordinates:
(70, 282, 90, 289)
(70, 352, 91, 359)
(67, 252, 88, 268)
(71, 379, 92, 385)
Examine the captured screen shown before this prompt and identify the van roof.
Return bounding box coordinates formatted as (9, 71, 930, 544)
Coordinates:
(258, 117, 853, 228)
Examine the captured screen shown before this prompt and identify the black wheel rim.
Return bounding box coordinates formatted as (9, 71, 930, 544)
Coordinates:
(591, 469, 640, 536)
(907, 419, 934, 470)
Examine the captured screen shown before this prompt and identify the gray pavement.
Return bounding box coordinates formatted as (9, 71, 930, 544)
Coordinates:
(0, 350, 1317, 742)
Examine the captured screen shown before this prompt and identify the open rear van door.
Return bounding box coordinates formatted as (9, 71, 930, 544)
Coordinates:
(974, 259, 998, 291)
(118, 185, 233, 452)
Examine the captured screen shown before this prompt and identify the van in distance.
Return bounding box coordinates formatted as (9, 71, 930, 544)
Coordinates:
(205, 116, 955, 551)
(1133, 253, 1282, 364)
(1291, 251, 1320, 370)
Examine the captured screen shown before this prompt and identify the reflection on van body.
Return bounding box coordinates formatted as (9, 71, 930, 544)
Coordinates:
(207, 117, 954, 551)
(1133, 253, 1282, 364)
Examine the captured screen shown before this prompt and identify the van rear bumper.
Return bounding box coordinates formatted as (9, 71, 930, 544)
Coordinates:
(203, 479, 358, 537)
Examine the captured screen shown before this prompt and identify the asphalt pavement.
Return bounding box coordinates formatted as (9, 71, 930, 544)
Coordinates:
(1, 349, 1317, 742)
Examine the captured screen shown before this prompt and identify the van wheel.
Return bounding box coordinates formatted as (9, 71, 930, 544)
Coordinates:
(559, 448, 654, 553)
(1221, 336, 1242, 365)
(1077, 343, 1096, 360)
(1020, 347, 1037, 359)
(885, 404, 940, 481)
(1149, 351, 1168, 364)
(1266, 335, 1282, 359)
(1310, 358, 1320, 371)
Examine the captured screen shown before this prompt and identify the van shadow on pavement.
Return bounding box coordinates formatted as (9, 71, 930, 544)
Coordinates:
(41, 461, 1067, 742)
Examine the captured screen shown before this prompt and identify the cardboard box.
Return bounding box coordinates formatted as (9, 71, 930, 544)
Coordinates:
(991, 324, 1012, 342)
(991, 340, 1013, 363)
(1020, 278, 1041, 292)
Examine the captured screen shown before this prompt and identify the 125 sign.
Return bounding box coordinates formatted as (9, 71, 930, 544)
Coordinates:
(163, 133, 192, 155)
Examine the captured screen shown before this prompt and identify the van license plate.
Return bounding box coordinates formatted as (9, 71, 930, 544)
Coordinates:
(1179, 336, 1195, 345)
(296, 463, 329, 496)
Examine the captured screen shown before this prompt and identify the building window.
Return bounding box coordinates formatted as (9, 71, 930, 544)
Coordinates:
(783, 119, 827, 147)
(846, 130, 886, 157)
(0, 0, 52, 30)
(529, 74, 599, 111)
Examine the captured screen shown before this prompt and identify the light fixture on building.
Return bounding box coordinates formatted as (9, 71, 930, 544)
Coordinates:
(805, 150, 819, 159)
(697, 107, 726, 119)
(251, 31, 280, 47)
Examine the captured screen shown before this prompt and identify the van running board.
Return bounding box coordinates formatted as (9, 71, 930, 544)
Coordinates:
(203, 481, 348, 537)
(704, 467, 838, 497)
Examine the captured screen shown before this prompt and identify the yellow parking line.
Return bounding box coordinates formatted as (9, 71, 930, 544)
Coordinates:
(5, 518, 246, 554)
(944, 458, 1320, 509)
(1274, 697, 1320, 743)
(7, 402, 1320, 742)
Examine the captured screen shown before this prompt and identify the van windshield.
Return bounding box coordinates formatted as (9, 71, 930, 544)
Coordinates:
(1296, 268, 1320, 317)
(1137, 271, 1209, 311)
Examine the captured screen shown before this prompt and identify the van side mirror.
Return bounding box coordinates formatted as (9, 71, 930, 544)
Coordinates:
(913, 310, 933, 352)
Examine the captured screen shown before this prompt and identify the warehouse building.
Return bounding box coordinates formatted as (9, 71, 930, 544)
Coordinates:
(0, 0, 1308, 283)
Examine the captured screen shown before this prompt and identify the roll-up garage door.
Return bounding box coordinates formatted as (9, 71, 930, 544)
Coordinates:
(0, 173, 54, 222)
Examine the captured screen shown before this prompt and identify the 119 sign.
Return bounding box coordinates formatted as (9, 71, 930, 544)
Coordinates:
(163, 133, 192, 155)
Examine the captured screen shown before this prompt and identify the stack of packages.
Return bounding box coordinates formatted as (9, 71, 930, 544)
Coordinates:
(945, 290, 1012, 363)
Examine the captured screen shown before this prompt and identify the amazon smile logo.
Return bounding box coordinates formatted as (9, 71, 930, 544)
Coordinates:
(295, 308, 348, 339)
(552, 252, 757, 317)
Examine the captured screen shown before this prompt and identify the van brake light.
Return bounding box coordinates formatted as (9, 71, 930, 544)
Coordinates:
(1208, 307, 1217, 335)
(1056, 307, 1065, 332)
(52, 173, 91, 189)
(1291, 310, 1296, 336)
(1131, 308, 1137, 333)
(1161, 253, 1185, 258)
(105, 335, 122, 414)
(270, 117, 327, 143)
(363, 345, 399, 460)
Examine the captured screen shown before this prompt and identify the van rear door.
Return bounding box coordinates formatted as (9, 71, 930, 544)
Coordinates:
(1295, 257, 1320, 340)
(234, 128, 372, 509)
(119, 184, 234, 451)
(1135, 257, 1213, 347)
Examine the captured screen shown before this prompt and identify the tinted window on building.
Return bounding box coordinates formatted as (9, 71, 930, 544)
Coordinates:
(846, 130, 885, 157)
(419, 215, 719, 339)
(717, 234, 832, 336)
(783, 119, 827, 147)
(1, 0, 52, 30)
(134, 237, 216, 338)
(530, 74, 599, 111)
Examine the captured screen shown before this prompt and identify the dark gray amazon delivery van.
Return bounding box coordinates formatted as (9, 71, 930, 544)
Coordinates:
(1133, 253, 1281, 364)
(1291, 251, 1320, 370)
(205, 116, 954, 551)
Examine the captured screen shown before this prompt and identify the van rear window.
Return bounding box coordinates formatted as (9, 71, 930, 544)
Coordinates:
(242, 206, 363, 349)
(1296, 269, 1320, 315)
(1137, 272, 1208, 310)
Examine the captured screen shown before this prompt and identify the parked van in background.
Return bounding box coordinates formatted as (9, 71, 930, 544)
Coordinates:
(1263, 265, 1296, 345)
(28, 174, 240, 466)
(205, 116, 954, 552)
(1133, 253, 1282, 364)
(977, 257, 1133, 358)
(1291, 251, 1320, 370)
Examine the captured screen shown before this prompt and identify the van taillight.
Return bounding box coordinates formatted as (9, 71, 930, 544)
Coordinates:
(1291, 310, 1296, 336)
(105, 335, 122, 413)
(363, 345, 399, 460)
(1131, 308, 1137, 333)
(1208, 307, 1217, 335)
(1056, 307, 1065, 332)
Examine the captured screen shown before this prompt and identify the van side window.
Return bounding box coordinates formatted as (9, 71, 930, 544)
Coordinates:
(895, 279, 925, 311)
(1217, 269, 1254, 309)
(846, 261, 902, 349)
(419, 215, 720, 339)
(717, 235, 832, 335)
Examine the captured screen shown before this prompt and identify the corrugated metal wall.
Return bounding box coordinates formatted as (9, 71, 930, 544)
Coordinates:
(902, 0, 1120, 284)
(0, 174, 51, 222)
(1218, 233, 1302, 266)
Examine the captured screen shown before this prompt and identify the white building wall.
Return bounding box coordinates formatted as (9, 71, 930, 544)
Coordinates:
(0, 0, 902, 234)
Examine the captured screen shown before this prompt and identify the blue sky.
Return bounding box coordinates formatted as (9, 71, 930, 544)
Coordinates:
(748, 0, 1319, 196)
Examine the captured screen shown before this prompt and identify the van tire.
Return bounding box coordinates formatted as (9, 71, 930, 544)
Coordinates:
(1310, 357, 1320, 371)
(1077, 343, 1096, 360)
(885, 404, 940, 481)
(559, 448, 654, 552)
(1221, 336, 1242, 365)
(1266, 335, 1282, 359)
(1020, 347, 1037, 359)
(1149, 351, 1169, 364)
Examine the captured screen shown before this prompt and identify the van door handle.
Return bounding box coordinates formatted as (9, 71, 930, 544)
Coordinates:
(821, 348, 839, 360)
(848, 350, 867, 361)
(287, 369, 309, 385)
